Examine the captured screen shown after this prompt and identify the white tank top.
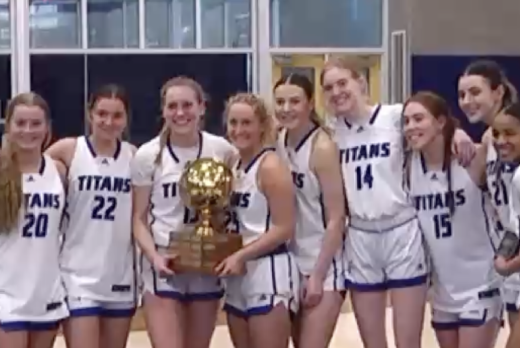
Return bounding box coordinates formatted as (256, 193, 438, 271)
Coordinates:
(276, 126, 326, 273)
(230, 148, 273, 245)
(0, 156, 67, 317)
(409, 153, 500, 312)
(61, 136, 135, 302)
(332, 104, 410, 221)
(131, 132, 235, 247)
(486, 141, 516, 233)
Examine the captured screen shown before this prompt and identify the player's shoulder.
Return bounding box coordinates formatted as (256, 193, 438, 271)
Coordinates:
(379, 103, 404, 116)
(120, 140, 138, 156)
(202, 131, 231, 147)
(135, 137, 161, 157)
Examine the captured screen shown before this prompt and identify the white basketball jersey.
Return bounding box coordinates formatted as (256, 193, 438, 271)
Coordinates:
(136, 132, 234, 247)
(332, 104, 410, 220)
(230, 149, 273, 245)
(0, 156, 67, 320)
(409, 153, 499, 312)
(277, 126, 335, 274)
(486, 141, 516, 233)
(509, 166, 520, 235)
(61, 136, 135, 303)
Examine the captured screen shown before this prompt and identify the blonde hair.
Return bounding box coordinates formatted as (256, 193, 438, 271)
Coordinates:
(225, 93, 275, 146)
(320, 55, 370, 95)
(155, 76, 206, 165)
(0, 92, 51, 233)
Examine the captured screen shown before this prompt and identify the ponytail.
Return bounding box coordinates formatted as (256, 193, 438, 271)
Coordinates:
(503, 81, 518, 109)
(443, 116, 459, 215)
(0, 134, 23, 233)
(309, 109, 332, 135)
(154, 124, 170, 166)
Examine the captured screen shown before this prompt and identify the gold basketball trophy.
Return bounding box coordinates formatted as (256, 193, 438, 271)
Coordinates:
(168, 158, 243, 274)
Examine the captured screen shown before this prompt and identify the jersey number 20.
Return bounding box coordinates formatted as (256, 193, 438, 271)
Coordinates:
(92, 195, 117, 221)
(433, 213, 452, 239)
(22, 213, 49, 238)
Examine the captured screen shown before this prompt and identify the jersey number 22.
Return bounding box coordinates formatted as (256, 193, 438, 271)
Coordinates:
(92, 195, 117, 221)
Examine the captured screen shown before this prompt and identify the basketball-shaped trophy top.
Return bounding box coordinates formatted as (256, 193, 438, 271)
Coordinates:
(179, 158, 233, 209)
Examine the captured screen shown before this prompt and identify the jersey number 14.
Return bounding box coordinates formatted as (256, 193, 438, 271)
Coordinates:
(355, 164, 374, 190)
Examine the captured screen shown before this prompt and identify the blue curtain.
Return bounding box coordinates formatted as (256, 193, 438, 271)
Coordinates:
(31, 55, 86, 141)
(30, 54, 249, 144)
(87, 54, 249, 145)
(411, 55, 520, 141)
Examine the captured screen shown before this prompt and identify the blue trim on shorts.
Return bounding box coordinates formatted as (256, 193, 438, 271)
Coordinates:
(506, 303, 519, 313)
(153, 289, 224, 302)
(223, 295, 278, 319)
(0, 320, 61, 332)
(346, 274, 428, 292)
(69, 306, 136, 318)
(432, 310, 488, 330)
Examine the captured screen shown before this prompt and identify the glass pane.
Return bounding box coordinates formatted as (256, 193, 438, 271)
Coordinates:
(271, 0, 382, 48)
(30, 0, 81, 48)
(31, 55, 86, 138)
(201, 0, 251, 48)
(0, 0, 9, 49)
(145, 0, 195, 48)
(88, 0, 139, 48)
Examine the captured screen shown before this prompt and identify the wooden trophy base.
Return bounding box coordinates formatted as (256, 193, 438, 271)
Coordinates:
(168, 232, 243, 274)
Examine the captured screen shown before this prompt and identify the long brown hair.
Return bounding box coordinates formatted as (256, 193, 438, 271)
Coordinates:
(273, 73, 331, 135)
(463, 60, 518, 111)
(154, 77, 206, 166)
(0, 92, 51, 233)
(404, 91, 459, 213)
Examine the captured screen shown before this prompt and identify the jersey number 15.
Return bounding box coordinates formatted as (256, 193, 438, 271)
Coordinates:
(433, 213, 452, 239)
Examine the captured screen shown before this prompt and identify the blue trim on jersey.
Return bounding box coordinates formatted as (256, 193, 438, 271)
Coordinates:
(344, 104, 381, 129)
(346, 274, 428, 292)
(69, 306, 136, 318)
(284, 123, 319, 152)
(166, 132, 203, 164)
(0, 319, 61, 332)
(432, 309, 489, 330)
(85, 136, 122, 160)
(238, 147, 275, 173)
(420, 153, 447, 173)
(480, 192, 497, 253)
(38, 156, 46, 174)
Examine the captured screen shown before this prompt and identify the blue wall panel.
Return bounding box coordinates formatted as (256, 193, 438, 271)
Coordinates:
(411, 55, 520, 141)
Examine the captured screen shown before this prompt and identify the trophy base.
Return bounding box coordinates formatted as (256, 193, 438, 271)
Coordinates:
(168, 232, 243, 275)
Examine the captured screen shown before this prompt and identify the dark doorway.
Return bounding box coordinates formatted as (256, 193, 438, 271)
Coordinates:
(86, 54, 250, 145)
(31, 54, 86, 141)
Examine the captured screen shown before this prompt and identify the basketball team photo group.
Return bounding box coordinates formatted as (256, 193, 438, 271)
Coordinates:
(3, 55, 520, 348)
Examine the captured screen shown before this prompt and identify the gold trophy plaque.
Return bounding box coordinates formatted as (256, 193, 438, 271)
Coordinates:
(168, 158, 243, 274)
